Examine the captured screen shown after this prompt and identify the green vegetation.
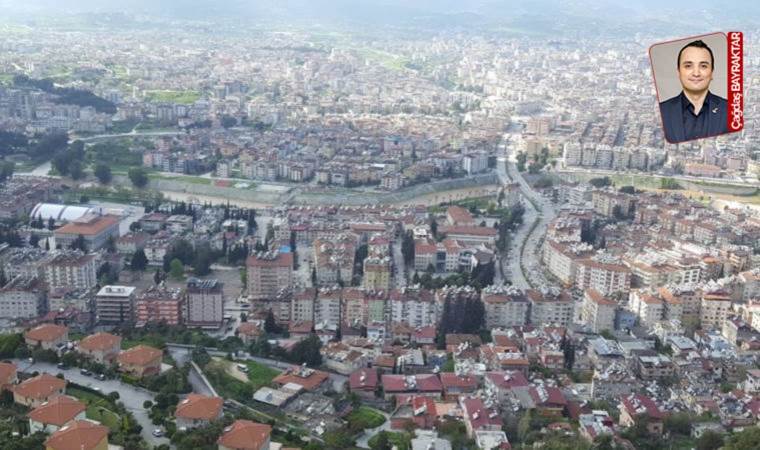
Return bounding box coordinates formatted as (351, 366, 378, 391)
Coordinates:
(14, 74, 116, 113)
(243, 360, 280, 390)
(128, 167, 150, 188)
(346, 406, 386, 430)
(369, 431, 411, 450)
(144, 90, 202, 104)
(0, 333, 23, 358)
(87, 404, 121, 430)
(148, 172, 212, 185)
(203, 359, 254, 403)
(660, 177, 682, 190)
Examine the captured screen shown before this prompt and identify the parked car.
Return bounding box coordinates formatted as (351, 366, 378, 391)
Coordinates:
(152, 429, 164, 438)
(96, 373, 106, 380)
(57, 362, 69, 370)
(80, 369, 91, 376)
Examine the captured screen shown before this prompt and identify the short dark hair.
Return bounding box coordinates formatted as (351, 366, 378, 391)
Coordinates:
(677, 39, 714, 69)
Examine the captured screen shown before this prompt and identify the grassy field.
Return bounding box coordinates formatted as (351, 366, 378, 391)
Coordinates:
(69, 387, 122, 431)
(346, 406, 386, 430)
(87, 405, 121, 430)
(368, 432, 411, 450)
(242, 360, 280, 390)
(144, 90, 201, 104)
(148, 172, 212, 185)
(121, 336, 166, 350)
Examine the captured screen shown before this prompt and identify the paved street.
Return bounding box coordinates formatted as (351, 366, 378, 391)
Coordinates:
(15, 360, 170, 448)
(497, 141, 558, 290)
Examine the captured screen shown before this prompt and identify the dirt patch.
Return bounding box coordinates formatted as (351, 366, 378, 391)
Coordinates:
(212, 357, 248, 382)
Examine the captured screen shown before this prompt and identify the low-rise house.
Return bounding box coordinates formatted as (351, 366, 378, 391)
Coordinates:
(391, 395, 438, 430)
(321, 342, 367, 375)
(45, 419, 109, 450)
(381, 374, 443, 400)
(13, 373, 66, 408)
(24, 323, 68, 351)
(117, 345, 162, 378)
(619, 393, 665, 435)
(0, 361, 18, 391)
(484, 371, 530, 405)
(439, 373, 478, 400)
(237, 322, 262, 344)
(175, 394, 224, 430)
(529, 385, 567, 417)
(77, 332, 122, 364)
(579, 410, 615, 442)
(218, 419, 272, 450)
(461, 397, 502, 439)
(348, 368, 378, 399)
(475, 430, 511, 450)
(28, 395, 86, 433)
(272, 366, 329, 392)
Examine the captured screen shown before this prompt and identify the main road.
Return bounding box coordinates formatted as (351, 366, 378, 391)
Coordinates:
(497, 139, 558, 290)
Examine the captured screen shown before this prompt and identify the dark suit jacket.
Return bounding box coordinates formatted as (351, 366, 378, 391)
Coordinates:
(659, 91, 728, 143)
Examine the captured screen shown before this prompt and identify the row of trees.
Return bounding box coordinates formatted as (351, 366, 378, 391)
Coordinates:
(436, 294, 486, 347)
(14, 74, 117, 114)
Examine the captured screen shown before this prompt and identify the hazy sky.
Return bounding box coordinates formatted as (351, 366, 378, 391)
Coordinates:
(0, 0, 755, 36)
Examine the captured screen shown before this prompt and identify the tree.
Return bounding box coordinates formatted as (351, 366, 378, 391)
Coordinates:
(589, 177, 612, 188)
(192, 245, 213, 276)
(516, 151, 527, 172)
(264, 311, 282, 334)
(128, 167, 149, 188)
(696, 430, 724, 450)
(401, 230, 415, 265)
(170, 258, 184, 280)
(311, 267, 317, 287)
(323, 429, 354, 450)
(724, 426, 760, 450)
(29, 234, 40, 248)
(0, 161, 14, 184)
(154, 268, 162, 285)
(430, 218, 438, 239)
(130, 249, 148, 272)
(221, 115, 237, 128)
(94, 163, 112, 184)
(69, 234, 87, 252)
(289, 334, 322, 366)
(69, 160, 84, 180)
(618, 185, 636, 194)
(370, 431, 392, 450)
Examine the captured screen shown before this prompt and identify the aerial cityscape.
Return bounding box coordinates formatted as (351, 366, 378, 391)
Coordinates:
(0, 1, 759, 450)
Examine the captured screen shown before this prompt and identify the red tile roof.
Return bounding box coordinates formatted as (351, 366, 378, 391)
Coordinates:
(382, 374, 442, 393)
(175, 394, 223, 421)
(621, 393, 665, 420)
(25, 324, 68, 343)
(440, 373, 478, 390)
(0, 361, 17, 385)
(28, 395, 86, 426)
(45, 419, 109, 450)
(485, 371, 530, 390)
(462, 397, 501, 430)
(117, 345, 162, 367)
(349, 369, 379, 391)
(272, 367, 329, 391)
(78, 332, 121, 352)
(14, 373, 66, 400)
(55, 215, 119, 237)
(217, 420, 271, 450)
